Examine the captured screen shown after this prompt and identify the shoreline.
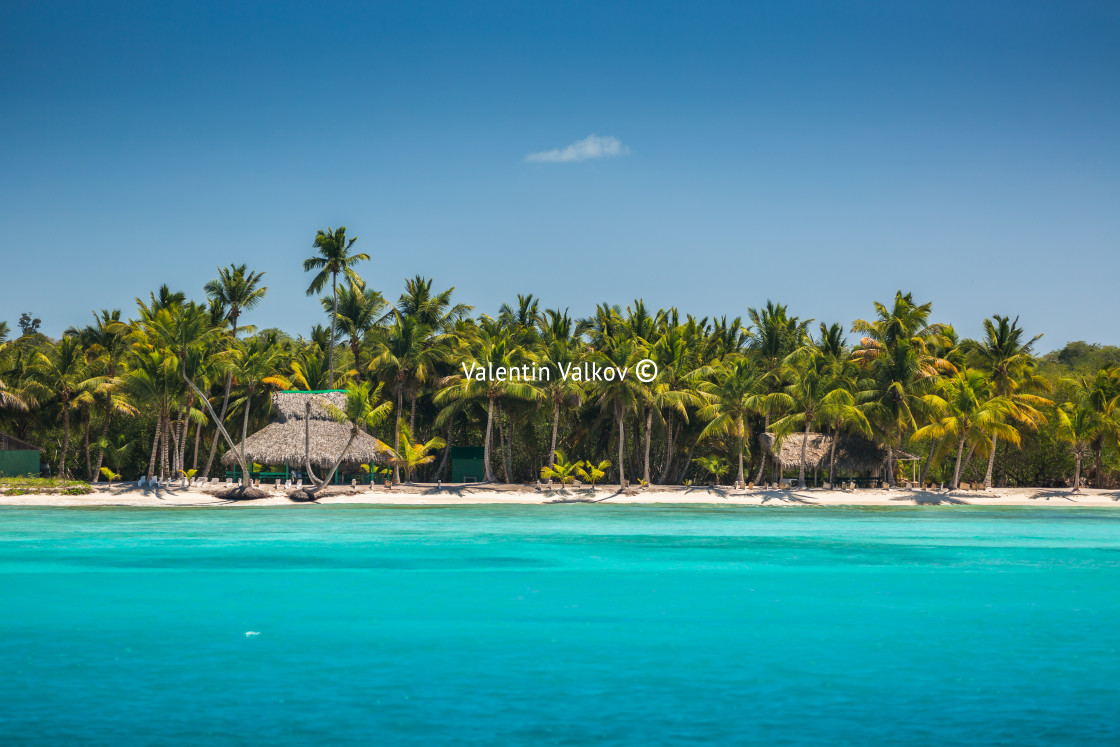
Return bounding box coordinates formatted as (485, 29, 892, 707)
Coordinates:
(1, 484, 1118, 508)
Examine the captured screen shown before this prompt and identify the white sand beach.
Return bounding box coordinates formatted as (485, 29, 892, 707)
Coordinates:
(2, 483, 1118, 508)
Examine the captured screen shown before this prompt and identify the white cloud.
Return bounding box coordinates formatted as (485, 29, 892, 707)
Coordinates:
(524, 134, 630, 163)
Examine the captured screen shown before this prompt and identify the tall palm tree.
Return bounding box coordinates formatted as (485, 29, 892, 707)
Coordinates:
(962, 315, 1050, 488)
(68, 310, 135, 481)
(694, 358, 766, 486)
(852, 291, 953, 486)
(1054, 372, 1119, 493)
(770, 351, 871, 488)
(321, 282, 387, 380)
(588, 336, 647, 486)
(433, 328, 538, 482)
(304, 227, 369, 387)
(912, 369, 1019, 490)
(397, 276, 472, 331)
(29, 336, 100, 478)
(535, 309, 584, 469)
(369, 313, 449, 482)
(200, 265, 268, 477)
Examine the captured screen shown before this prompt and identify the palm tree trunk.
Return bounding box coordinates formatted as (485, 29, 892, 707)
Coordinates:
(146, 415, 161, 479)
(192, 418, 202, 470)
(393, 384, 403, 483)
(82, 408, 92, 481)
(182, 374, 248, 478)
(60, 404, 71, 479)
(351, 338, 362, 382)
(435, 416, 454, 480)
(483, 396, 496, 482)
(659, 417, 678, 484)
(409, 390, 418, 439)
(160, 414, 171, 480)
(1073, 450, 1082, 492)
(737, 423, 745, 486)
(753, 412, 771, 483)
(828, 427, 838, 486)
(328, 273, 338, 387)
(1094, 449, 1104, 489)
(983, 434, 999, 489)
(497, 405, 509, 482)
(241, 390, 251, 478)
(548, 401, 560, 468)
(617, 402, 626, 486)
(93, 392, 113, 481)
(203, 373, 233, 477)
(643, 406, 653, 484)
(306, 427, 359, 495)
(798, 419, 810, 488)
(919, 438, 937, 486)
(960, 443, 977, 485)
(950, 432, 966, 490)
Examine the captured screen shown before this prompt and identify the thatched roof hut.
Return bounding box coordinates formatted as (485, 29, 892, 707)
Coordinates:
(760, 432, 915, 473)
(221, 391, 391, 469)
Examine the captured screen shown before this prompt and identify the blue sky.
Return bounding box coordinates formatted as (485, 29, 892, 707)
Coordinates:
(2, 1, 1118, 348)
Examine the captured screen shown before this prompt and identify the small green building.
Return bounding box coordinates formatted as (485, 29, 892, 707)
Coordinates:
(0, 431, 41, 477)
(449, 446, 485, 482)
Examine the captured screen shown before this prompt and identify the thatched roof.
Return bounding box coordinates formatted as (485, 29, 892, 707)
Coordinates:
(221, 391, 391, 468)
(0, 430, 38, 451)
(761, 432, 912, 473)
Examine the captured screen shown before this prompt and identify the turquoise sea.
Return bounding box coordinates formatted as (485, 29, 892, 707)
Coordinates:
(1, 505, 1118, 745)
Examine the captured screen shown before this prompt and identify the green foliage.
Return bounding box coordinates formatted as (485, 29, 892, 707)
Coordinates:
(540, 451, 579, 484)
(693, 455, 729, 484)
(575, 459, 610, 487)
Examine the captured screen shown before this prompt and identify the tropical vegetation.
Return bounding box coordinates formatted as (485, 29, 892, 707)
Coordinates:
(3, 231, 1119, 491)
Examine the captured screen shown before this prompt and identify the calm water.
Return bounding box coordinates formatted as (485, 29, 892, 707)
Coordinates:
(1, 505, 1118, 745)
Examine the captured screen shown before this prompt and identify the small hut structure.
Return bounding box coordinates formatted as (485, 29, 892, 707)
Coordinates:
(760, 432, 918, 484)
(222, 391, 390, 481)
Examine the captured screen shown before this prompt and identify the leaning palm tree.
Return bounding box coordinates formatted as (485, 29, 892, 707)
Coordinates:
(962, 315, 1050, 488)
(299, 382, 392, 497)
(201, 264, 268, 477)
(304, 227, 370, 387)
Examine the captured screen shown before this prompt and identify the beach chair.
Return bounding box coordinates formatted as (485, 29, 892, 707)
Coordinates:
(284, 479, 292, 489)
(137, 477, 147, 488)
(295, 479, 302, 488)
(351, 479, 357, 488)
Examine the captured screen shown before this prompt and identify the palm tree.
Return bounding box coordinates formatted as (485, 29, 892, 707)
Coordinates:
(388, 422, 446, 484)
(912, 369, 1019, 490)
(31, 337, 99, 478)
(201, 264, 268, 477)
(963, 315, 1051, 488)
(694, 358, 765, 486)
(398, 276, 473, 331)
(304, 227, 369, 387)
(68, 310, 135, 481)
(321, 281, 387, 380)
(536, 308, 584, 469)
(589, 336, 647, 486)
(1056, 369, 1120, 491)
(433, 327, 538, 482)
(771, 351, 871, 488)
(301, 383, 392, 497)
(852, 291, 953, 486)
(370, 313, 449, 482)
